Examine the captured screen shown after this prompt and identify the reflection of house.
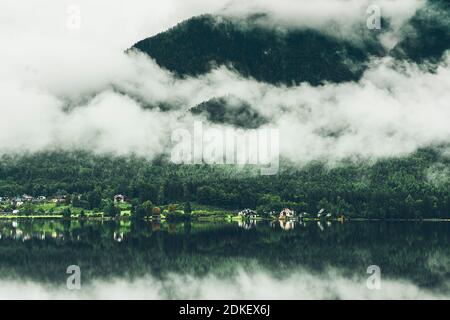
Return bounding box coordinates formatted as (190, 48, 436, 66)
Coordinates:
(317, 221, 324, 231)
(238, 220, 256, 230)
(238, 209, 257, 219)
(113, 232, 123, 242)
(279, 220, 295, 231)
(279, 208, 295, 220)
(114, 194, 125, 203)
(152, 222, 161, 231)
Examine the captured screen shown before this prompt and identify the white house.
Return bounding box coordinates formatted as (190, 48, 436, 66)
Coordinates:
(52, 196, 67, 204)
(317, 208, 325, 218)
(238, 209, 257, 219)
(22, 194, 33, 202)
(114, 194, 125, 203)
(279, 208, 295, 220)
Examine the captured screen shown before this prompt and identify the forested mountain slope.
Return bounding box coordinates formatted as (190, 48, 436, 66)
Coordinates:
(132, 14, 385, 86)
(1, 149, 450, 218)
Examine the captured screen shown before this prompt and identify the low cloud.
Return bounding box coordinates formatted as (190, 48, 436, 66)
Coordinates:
(223, 0, 425, 44)
(0, 0, 449, 166)
(0, 268, 447, 299)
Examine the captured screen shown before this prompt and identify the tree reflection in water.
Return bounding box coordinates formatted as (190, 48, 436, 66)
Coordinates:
(0, 219, 449, 292)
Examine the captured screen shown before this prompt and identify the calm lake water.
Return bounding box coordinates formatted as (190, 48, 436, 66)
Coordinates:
(0, 219, 450, 299)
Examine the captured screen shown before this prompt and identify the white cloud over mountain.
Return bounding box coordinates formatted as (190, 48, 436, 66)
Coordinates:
(0, 0, 448, 166)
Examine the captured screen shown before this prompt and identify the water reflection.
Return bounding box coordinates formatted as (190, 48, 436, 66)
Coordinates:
(0, 218, 341, 241)
(238, 219, 258, 230)
(279, 220, 295, 231)
(0, 219, 450, 292)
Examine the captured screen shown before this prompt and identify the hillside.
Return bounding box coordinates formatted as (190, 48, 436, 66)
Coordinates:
(131, 14, 385, 86)
(1, 149, 450, 218)
(392, 0, 450, 64)
(190, 96, 267, 129)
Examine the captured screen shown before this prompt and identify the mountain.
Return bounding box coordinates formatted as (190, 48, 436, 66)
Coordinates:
(392, 0, 450, 64)
(190, 96, 267, 129)
(131, 14, 385, 86)
(131, 0, 450, 85)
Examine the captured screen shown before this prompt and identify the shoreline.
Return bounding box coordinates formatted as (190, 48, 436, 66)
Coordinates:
(0, 215, 449, 223)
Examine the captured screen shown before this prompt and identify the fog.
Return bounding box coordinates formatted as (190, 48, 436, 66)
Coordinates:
(0, 0, 449, 165)
(0, 268, 447, 299)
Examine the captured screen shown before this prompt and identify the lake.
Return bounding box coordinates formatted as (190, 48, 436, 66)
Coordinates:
(0, 219, 449, 299)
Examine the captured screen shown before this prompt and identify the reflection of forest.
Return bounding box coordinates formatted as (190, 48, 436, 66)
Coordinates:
(0, 220, 449, 291)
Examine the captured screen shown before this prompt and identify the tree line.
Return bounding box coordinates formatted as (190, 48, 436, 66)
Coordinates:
(0, 148, 449, 218)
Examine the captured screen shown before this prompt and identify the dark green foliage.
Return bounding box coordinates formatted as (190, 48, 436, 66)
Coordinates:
(133, 201, 153, 220)
(165, 211, 186, 222)
(392, 0, 450, 64)
(1, 220, 450, 290)
(191, 96, 267, 129)
(62, 207, 71, 219)
(87, 189, 102, 210)
(131, 15, 384, 86)
(184, 202, 192, 215)
(0, 149, 450, 218)
(21, 202, 35, 216)
(103, 201, 120, 218)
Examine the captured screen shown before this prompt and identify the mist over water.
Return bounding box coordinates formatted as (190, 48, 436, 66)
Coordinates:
(0, 268, 448, 300)
(1, 220, 450, 299)
(1, 1, 449, 301)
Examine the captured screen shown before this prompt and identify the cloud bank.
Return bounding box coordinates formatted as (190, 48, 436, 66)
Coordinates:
(0, 0, 449, 166)
(0, 268, 447, 300)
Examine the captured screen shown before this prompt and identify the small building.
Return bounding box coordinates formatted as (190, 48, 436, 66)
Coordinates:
(317, 208, 325, 218)
(37, 196, 47, 202)
(114, 194, 125, 203)
(152, 207, 161, 220)
(238, 209, 257, 219)
(12, 200, 24, 207)
(22, 194, 33, 202)
(52, 195, 67, 204)
(279, 208, 295, 220)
